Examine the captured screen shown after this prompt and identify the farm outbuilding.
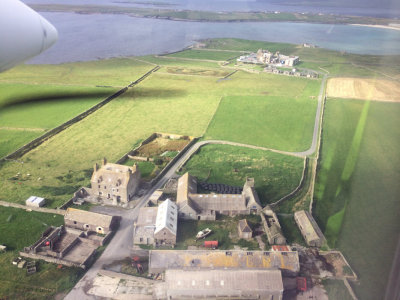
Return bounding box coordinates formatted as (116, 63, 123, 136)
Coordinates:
(64, 208, 119, 234)
(238, 219, 252, 239)
(133, 199, 178, 247)
(25, 196, 45, 207)
(294, 210, 326, 247)
(159, 269, 283, 300)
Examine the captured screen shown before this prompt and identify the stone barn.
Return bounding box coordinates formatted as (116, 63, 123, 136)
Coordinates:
(176, 173, 262, 220)
(64, 208, 118, 234)
(294, 210, 326, 247)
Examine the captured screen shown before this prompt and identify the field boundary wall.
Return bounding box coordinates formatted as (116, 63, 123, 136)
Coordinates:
(270, 157, 308, 207)
(1, 65, 160, 161)
(0, 200, 65, 215)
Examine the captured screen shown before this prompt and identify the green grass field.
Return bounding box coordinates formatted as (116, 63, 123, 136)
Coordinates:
(166, 49, 243, 61)
(179, 144, 304, 205)
(0, 83, 115, 158)
(202, 38, 298, 54)
(314, 99, 400, 300)
(0, 207, 84, 300)
(0, 58, 154, 88)
(204, 80, 320, 151)
(0, 64, 317, 207)
(0, 130, 42, 158)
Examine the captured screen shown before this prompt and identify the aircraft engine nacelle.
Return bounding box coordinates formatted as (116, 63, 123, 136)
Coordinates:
(0, 0, 58, 72)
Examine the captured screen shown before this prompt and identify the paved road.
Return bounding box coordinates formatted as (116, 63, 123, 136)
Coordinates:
(294, 74, 327, 157)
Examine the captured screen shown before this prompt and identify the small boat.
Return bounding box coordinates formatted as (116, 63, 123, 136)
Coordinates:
(196, 228, 212, 240)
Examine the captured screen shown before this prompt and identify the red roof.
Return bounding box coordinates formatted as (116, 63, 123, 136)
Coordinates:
(272, 245, 290, 251)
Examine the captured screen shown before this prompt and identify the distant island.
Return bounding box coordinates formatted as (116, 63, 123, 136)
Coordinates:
(29, 4, 399, 28)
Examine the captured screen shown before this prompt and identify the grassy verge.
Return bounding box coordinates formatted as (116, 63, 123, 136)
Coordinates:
(0, 207, 84, 299)
(314, 98, 400, 300)
(179, 144, 304, 206)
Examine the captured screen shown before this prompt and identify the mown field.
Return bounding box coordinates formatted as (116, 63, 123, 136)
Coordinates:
(314, 99, 400, 300)
(326, 77, 400, 102)
(204, 81, 320, 151)
(0, 207, 83, 300)
(179, 144, 304, 205)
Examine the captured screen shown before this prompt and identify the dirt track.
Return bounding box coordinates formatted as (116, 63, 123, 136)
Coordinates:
(327, 78, 400, 102)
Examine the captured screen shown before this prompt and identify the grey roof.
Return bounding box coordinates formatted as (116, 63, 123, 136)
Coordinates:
(238, 219, 252, 233)
(64, 208, 114, 228)
(190, 193, 247, 211)
(155, 199, 178, 235)
(164, 269, 283, 296)
(294, 210, 322, 243)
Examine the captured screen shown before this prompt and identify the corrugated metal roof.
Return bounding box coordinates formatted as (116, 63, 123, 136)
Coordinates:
(190, 193, 247, 211)
(154, 199, 178, 235)
(165, 269, 283, 294)
(149, 250, 300, 273)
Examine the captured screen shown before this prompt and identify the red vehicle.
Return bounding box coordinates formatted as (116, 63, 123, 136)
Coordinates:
(204, 241, 218, 249)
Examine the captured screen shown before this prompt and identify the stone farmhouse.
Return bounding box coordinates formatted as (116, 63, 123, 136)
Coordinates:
(256, 49, 299, 66)
(176, 173, 262, 220)
(133, 199, 178, 247)
(237, 49, 299, 67)
(90, 158, 141, 204)
(294, 210, 326, 247)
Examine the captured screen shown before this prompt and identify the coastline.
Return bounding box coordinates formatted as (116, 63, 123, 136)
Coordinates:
(350, 23, 400, 31)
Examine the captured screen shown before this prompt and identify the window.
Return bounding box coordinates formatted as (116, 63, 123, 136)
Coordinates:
(220, 280, 224, 286)
(226, 251, 232, 256)
(206, 280, 210, 286)
(192, 280, 196, 286)
(73, 221, 77, 225)
(98, 185, 100, 188)
(247, 251, 253, 256)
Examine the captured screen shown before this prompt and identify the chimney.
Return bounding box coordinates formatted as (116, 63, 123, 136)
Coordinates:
(102, 157, 107, 166)
(94, 163, 98, 172)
